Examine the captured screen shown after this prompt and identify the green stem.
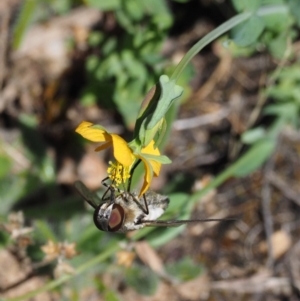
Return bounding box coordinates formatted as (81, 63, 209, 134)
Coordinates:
(13, 0, 37, 49)
(170, 12, 251, 82)
(170, 4, 288, 83)
(6, 243, 120, 301)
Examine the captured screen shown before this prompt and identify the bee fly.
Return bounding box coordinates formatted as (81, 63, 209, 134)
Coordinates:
(75, 180, 229, 233)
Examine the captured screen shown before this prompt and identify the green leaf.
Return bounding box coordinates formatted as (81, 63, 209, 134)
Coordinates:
(224, 37, 256, 57)
(172, 0, 191, 3)
(103, 291, 121, 301)
(232, 15, 265, 47)
(147, 219, 188, 248)
(123, 0, 144, 21)
(85, 0, 121, 10)
(81, 92, 97, 106)
(34, 220, 58, 242)
(45, 0, 72, 15)
(231, 0, 261, 12)
(289, 0, 300, 26)
(166, 257, 203, 281)
(94, 278, 121, 301)
(153, 118, 167, 148)
(13, 0, 37, 49)
(88, 32, 104, 47)
(114, 81, 146, 128)
(0, 176, 25, 214)
(101, 38, 117, 57)
(260, 0, 290, 32)
(125, 265, 159, 296)
(39, 155, 55, 184)
(138, 116, 164, 146)
(264, 102, 298, 118)
(135, 75, 183, 146)
(122, 50, 147, 82)
(267, 32, 289, 59)
(170, 11, 255, 82)
(166, 193, 189, 214)
(86, 55, 99, 73)
(140, 153, 171, 164)
(76, 225, 105, 253)
(115, 9, 135, 32)
(264, 103, 299, 126)
(261, 0, 284, 4)
(265, 85, 300, 102)
(271, 64, 300, 81)
(146, 193, 193, 247)
(147, 0, 173, 30)
(0, 155, 12, 179)
(146, 75, 183, 130)
(241, 127, 267, 144)
(0, 231, 9, 248)
(228, 139, 276, 177)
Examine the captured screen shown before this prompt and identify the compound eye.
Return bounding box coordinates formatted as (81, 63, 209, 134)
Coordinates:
(108, 204, 125, 232)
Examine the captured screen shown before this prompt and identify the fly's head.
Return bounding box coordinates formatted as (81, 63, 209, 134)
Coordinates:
(92, 200, 125, 232)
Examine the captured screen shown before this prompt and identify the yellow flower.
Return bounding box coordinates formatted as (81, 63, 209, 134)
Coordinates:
(106, 140, 162, 196)
(75, 121, 135, 167)
(75, 121, 164, 195)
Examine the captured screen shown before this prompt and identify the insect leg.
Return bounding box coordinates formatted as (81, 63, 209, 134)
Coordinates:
(101, 177, 111, 201)
(126, 192, 149, 215)
(141, 194, 149, 215)
(101, 176, 119, 205)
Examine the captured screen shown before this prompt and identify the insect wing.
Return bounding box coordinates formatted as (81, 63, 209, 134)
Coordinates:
(142, 218, 233, 228)
(74, 181, 99, 209)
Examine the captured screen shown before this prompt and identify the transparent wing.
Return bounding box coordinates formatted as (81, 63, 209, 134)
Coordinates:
(142, 218, 234, 228)
(74, 180, 99, 209)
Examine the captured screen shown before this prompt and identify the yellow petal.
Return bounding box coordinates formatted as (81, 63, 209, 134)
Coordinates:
(150, 160, 161, 176)
(137, 155, 153, 196)
(95, 141, 113, 152)
(111, 134, 135, 167)
(141, 141, 161, 176)
(75, 121, 108, 142)
(141, 140, 160, 156)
